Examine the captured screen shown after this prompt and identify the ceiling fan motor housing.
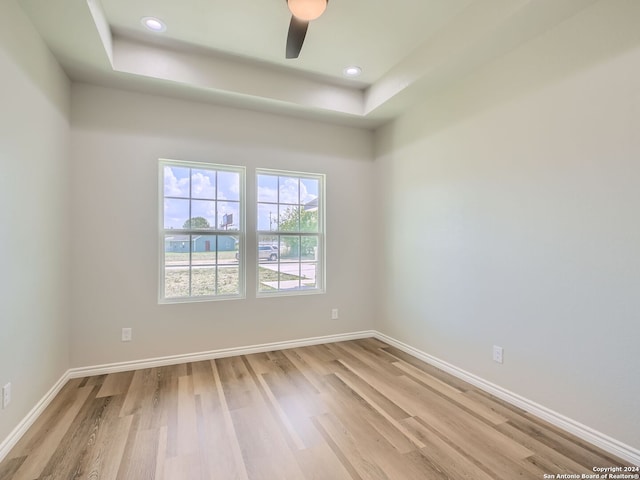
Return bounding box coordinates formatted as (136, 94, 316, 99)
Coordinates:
(288, 0, 327, 21)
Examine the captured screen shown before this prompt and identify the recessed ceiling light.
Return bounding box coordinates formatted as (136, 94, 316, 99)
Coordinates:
(141, 17, 166, 32)
(343, 66, 362, 78)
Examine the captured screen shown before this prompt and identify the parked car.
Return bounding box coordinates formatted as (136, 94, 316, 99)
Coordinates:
(235, 245, 279, 261)
(259, 245, 279, 261)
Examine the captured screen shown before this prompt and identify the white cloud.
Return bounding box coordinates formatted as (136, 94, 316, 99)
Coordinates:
(300, 184, 315, 203)
(164, 167, 189, 197)
(279, 178, 298, 203)
(163, 198, 189, 229)
(191, 172, 215, 199)
(258, 178, 316, 205)
(258, 186, 278, 203)
(279, 178, 317, 204)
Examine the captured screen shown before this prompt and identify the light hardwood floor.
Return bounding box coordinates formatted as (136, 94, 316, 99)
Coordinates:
(0, 338, 630, 479)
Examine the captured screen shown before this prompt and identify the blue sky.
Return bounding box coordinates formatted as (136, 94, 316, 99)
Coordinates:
(163, 166, 240, 230)
(163, 167, 319, 232)
(257, 174, 319, 231)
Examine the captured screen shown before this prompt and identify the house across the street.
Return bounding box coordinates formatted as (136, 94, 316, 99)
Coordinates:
(164, 235, 237, 253)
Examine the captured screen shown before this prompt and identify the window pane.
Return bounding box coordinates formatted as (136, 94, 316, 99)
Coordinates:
(258, 235, 278, 253)
(218, 201, 239, 231)
(191, 169, 216, 199)
(300, 263, 318, 288)
(218, 171, 240, 201)
(164, 232, 191, 299)
(280, 235, 300, 263)
(217, 266, 239, 294)
(301, 178, 319, 202)
(218, 235, 239, 264)
(279, 206, 299, 232)
(301, 235, 319, 260)
(258, 235, 279, 264)
(278, 271, 301, 291)
(164, 234, 191, 261)
(257, 203, 278, 231)
(257, 246, 279, 264)
(300, 209, 318, 233)
(192, 235, 217, 265)
(191, 266, 216, 296)
(165, 266, 189, 298)
(191, 200, 216, 229)
(279, 176, 299, 204)
(164, 166, 190, 198)
(278, 260, 301, 280)
(258, 265, 278, 292)
(164, 198, 190, 229)
(257, 174, 278, 202)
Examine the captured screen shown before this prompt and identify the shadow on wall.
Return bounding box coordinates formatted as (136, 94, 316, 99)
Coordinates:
(375, 0, 640, 156)
(0, 1, 70, 117)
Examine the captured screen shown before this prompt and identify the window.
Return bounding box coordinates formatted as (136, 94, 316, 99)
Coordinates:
(256, 170, 325, 295)
(160, 160, 244, 302)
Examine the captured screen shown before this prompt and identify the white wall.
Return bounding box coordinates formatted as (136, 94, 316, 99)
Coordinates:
(0, 0, 70, 443)
(69, 84, 375, 367)
(375, 0, 640, 450)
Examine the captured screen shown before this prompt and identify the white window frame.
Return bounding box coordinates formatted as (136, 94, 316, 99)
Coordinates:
(159, 159, 245, 303)
(256, 168, 325, 297)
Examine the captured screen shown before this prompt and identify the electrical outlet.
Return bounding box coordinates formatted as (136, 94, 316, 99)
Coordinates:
(493, 345, 504, 364)
(122, 328, 132, 342)
(2, 383, 11, 409)
(331, 308, 339, 320)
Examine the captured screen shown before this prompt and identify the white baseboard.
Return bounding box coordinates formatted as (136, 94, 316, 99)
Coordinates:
(2, 329, 638, 467)
(373, 331, 640, 467)
(0, 371, 70, 463)
(67, 330, 377, 378)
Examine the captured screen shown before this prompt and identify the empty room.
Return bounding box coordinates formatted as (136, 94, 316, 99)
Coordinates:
(0, 0, 639, 478)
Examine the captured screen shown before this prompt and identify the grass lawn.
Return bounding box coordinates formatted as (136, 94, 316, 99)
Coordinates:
(165, 266, 240, 297)
(164, 251, 310, 296)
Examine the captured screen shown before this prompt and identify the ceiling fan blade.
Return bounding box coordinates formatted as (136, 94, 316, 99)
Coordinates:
(286, 15, 308, 59)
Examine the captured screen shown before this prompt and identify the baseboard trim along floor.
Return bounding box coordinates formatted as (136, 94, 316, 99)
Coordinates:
(66, 331, 376, 378)
(372, 332, 639, 466)
(0, 372, 69, 463)
(1, 329, 638, 466)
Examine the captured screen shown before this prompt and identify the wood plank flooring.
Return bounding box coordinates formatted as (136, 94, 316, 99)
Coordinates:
(0, 339, 631, 479)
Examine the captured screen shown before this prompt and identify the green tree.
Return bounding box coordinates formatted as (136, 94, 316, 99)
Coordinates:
(184, 216, 210, 229)
(278, 207, 318, 256)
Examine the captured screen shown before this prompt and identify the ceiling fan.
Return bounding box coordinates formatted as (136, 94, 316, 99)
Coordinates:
(285, 0, 328, 59)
